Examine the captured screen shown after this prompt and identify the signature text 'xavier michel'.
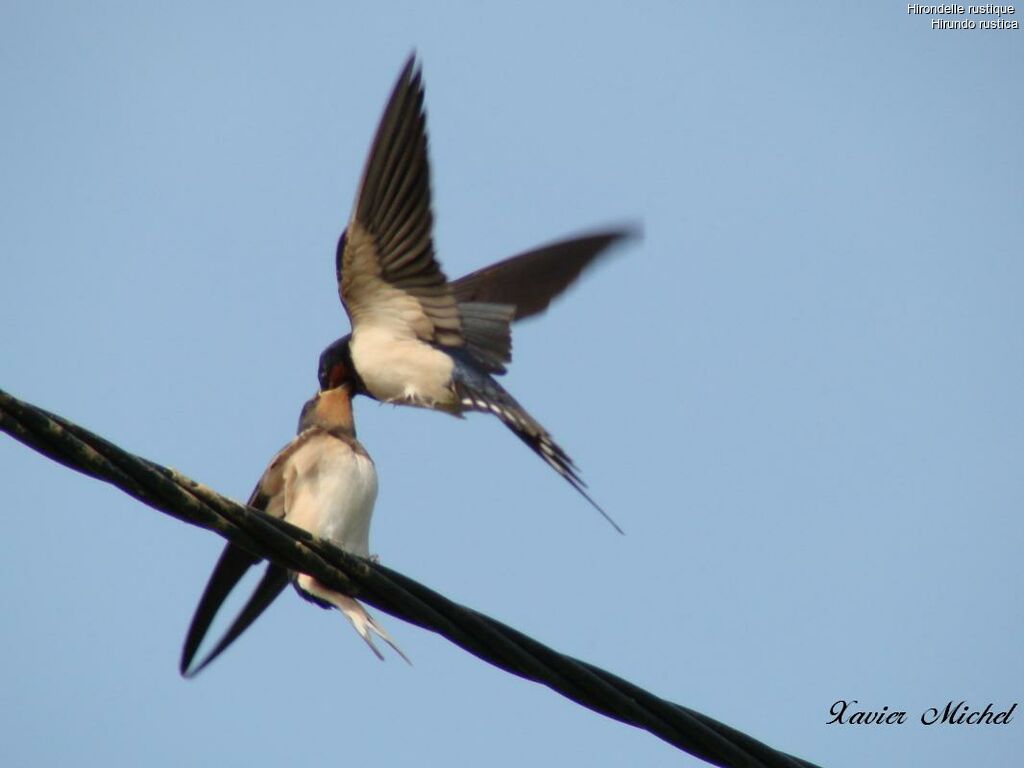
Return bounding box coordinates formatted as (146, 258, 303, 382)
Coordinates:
(827, 699, 1016, 726)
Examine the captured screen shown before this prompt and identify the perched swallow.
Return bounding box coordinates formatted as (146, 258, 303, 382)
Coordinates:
(180, 384, 407, 677)
(322, 55, 635, 532)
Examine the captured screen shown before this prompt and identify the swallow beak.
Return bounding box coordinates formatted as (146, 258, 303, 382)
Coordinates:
(317, 337, 351, 391)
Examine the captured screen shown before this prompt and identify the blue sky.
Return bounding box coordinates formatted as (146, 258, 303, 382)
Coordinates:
(2, 3, 1021, 766)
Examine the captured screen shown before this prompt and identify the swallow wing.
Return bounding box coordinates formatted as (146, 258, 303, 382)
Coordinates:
(181, 559, 289, 678)
(179, 437, 300, 677)
(451, 228, 637, 321)
(180, 542, 260, 677)
(337, 56, 463, 349)
(450, 228, 636, 373)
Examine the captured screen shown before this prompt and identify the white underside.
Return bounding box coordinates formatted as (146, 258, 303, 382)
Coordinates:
(281, 435, 407, 660)
(351, 325, 457, 410)
(283, 436, 378, 558)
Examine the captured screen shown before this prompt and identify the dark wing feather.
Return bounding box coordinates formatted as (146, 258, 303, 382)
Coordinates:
(179, 542, 259, 677)
(451, 228, 637, 321)
(182, 562, 289, 678)
(338, 55, 462, 347)
(179, 441, 298, 677)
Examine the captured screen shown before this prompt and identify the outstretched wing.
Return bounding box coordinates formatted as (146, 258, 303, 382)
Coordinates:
(450, 228, 636, 373)
(451, 228, 637, 320)
(337, 55, 463, 349)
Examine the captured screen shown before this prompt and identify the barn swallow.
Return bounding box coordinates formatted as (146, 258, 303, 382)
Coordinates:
(322, 55, 635, 532)
(180, 385, 407, 677)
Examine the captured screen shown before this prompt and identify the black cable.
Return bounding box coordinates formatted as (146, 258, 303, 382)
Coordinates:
(0, 387, 824, 768)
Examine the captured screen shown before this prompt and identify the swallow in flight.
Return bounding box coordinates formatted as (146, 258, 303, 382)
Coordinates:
(321, 55, 636, 532)
(180, 384, 407, 677)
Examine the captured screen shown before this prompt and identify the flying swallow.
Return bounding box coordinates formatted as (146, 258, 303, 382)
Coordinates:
(322, 55, 635, 532)
(180, 384, 407, 677)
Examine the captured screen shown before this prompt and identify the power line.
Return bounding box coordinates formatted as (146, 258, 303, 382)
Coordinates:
(1, 387, 824, 768)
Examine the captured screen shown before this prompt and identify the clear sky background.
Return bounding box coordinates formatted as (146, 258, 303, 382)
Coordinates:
(2, 3, 1021, 767)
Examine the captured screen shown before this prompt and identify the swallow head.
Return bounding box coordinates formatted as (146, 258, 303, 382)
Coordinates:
(318, 334, 361, 392)
(298, 383, 357, 435)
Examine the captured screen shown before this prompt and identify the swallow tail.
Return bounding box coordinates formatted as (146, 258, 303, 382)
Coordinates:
(449, 355, 623, 533)
(295, 574, 410, 663)
(458, 301, 515, 373)
(332, 591, 411, 665)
